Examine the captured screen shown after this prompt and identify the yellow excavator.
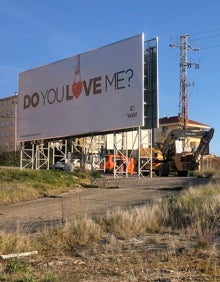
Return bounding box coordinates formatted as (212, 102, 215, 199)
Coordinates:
(140, 127, 214, 176)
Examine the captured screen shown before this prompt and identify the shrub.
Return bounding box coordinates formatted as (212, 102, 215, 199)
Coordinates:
(0, 232, 32, 254)
(99, 205, 160, 239)
(159, 184, 220, 241)
(63, 216, 103, 251)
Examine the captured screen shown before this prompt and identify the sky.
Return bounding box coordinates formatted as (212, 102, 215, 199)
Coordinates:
(0, 0, 220, 155)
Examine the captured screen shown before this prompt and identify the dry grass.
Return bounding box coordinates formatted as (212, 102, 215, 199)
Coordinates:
(160, 182, 220, 238)
(0, 185, 41, 205)
(0, 171, 220, 281)
(98, 204, 160, 239)
(0, 232, 32, 255)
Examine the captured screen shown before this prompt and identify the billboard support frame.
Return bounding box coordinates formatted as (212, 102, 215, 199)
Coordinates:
(138, 128, 153, 179)
(20, 142, 35, 170)
(35, 142, 50, 170)
(70, 136, 105, 172)
(113, 131, 129, 178)
(52, 140, 67, 167)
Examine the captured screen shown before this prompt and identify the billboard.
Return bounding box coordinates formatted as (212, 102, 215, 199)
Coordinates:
(18, 34, 144, 142)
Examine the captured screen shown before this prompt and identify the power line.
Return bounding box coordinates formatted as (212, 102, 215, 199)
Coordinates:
(201, 44, 220, 50)
(191, 28, 220, 36)
(194, 34, 220, 41)
(190, 28, 220, 49)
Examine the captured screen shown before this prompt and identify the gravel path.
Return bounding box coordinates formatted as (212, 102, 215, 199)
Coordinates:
(0, 176, 210, 233)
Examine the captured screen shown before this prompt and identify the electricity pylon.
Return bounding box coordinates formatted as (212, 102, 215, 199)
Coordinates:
(170, 34, 201, 129)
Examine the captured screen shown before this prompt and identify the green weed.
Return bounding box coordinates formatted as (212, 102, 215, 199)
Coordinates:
(0, 169, 93, 204)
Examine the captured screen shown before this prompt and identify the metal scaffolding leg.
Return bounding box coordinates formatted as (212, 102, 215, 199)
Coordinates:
(20, 142, 35, 170)
(70, 136, 105, 172)
(113, 131, 129, 178)
(51, 140, 67, 165)
(84, 135, 105, 172)
(36, 142, 50, 170)
(138, 128, 153, 178)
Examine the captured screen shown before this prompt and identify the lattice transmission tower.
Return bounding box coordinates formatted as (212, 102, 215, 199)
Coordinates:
(170, 34, 201, 129)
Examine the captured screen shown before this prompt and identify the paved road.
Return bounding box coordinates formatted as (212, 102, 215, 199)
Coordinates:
(0, 176, 210, 233)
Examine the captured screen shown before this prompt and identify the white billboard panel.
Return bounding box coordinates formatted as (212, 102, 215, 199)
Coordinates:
(18, 34, 144, 142)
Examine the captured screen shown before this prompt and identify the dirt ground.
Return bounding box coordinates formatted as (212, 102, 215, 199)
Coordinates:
(0, 175, 210, 233)
(1, 175, 219, 282)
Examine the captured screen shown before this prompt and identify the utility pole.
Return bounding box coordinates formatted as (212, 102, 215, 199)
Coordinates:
(170, 34, 201, 129)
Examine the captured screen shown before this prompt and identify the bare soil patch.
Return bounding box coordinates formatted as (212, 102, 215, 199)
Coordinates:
(0, 175, 210, 233)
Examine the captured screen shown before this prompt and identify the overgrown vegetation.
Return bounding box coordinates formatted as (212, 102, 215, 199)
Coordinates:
(0, 169, 219, 281)
(0, 151, 20, 167)
(0, 168, 94, 205)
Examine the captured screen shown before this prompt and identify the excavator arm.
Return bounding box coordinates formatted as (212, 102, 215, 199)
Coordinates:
(158, 127, 214, 176)
(190, 127, 214, 170)
(161, 127, 214, 158)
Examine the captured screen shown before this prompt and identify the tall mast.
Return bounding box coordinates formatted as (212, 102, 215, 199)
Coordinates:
(170, 34, 200, 129)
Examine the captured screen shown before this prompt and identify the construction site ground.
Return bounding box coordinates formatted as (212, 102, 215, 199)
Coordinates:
(0, 175, 210, 234)
(1, 175, 219, 282)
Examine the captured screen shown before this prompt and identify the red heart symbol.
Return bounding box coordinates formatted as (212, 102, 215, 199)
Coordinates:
(72, 81, 83, 99)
